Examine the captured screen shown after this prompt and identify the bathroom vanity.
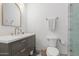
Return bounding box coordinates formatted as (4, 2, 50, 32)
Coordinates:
(0, 33, 36, 56)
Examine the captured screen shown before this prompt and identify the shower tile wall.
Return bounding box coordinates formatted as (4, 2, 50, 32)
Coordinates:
(70, 4, 79, 56)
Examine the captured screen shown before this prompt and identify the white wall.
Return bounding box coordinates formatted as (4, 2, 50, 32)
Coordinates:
(26, 3, 68, 54)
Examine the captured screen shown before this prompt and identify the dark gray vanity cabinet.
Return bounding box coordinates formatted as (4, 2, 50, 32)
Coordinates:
(0, 35, 36, 56)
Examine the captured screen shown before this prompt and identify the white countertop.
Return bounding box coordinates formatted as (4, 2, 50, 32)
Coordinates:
(0, 33, 35, 43)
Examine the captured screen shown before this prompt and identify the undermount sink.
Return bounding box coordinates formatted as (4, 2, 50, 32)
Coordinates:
(0, 33, 35, 43)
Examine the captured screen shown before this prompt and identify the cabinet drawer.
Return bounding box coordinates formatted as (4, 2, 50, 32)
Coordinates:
(20, 38, 28, 46)
(15, 48, 27, 56)
(11, 40, 26, 55)
(26, 37, 35, 48)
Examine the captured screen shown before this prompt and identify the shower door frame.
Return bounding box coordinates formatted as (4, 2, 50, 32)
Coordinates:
(68, 3, 71, 56)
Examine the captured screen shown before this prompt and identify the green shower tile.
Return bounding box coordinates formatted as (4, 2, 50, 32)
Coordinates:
(70, 3, 79, 56)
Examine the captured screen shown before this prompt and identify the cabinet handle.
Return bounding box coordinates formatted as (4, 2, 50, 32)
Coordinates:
(20, 48, 26, 53)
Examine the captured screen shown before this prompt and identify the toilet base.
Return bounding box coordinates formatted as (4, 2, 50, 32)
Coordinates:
(41, 48, 59, 56)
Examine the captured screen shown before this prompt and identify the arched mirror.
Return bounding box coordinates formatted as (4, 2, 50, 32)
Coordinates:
(2, 3, 21, 27)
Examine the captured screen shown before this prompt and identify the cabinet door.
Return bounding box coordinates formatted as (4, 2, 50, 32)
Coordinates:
(0, 43, 9, 56)
(15, 48, 27, 56)
(10, 40, 25, 55)
(27, 35, 35, 48)
(25, 35, 35, 55)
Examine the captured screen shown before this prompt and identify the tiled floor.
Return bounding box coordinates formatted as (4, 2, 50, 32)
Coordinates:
(36, 53, 67, 56)
(36, 52, 68, 56)
(33, 50, 68, 56)
(37, 53, 41, 56)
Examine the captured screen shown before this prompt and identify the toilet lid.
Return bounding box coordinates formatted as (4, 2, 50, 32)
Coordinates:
(46, 47, 59, 56)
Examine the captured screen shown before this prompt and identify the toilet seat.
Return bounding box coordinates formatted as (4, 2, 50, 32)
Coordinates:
(46, 47, 59, 56)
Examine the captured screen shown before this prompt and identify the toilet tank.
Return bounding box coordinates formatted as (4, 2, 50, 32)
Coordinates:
(46, 35, 59, 47)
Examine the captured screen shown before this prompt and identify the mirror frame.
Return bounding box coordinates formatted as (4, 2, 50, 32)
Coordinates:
(2, 3, 22, 27)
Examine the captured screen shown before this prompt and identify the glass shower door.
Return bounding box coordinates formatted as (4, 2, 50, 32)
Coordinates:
(70, 3, 79, 56)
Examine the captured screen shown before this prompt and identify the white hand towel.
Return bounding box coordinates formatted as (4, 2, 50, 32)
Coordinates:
(48, 18, 56, 32)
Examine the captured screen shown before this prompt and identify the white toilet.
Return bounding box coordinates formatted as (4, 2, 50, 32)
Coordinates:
(46, 35, 60, 56)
